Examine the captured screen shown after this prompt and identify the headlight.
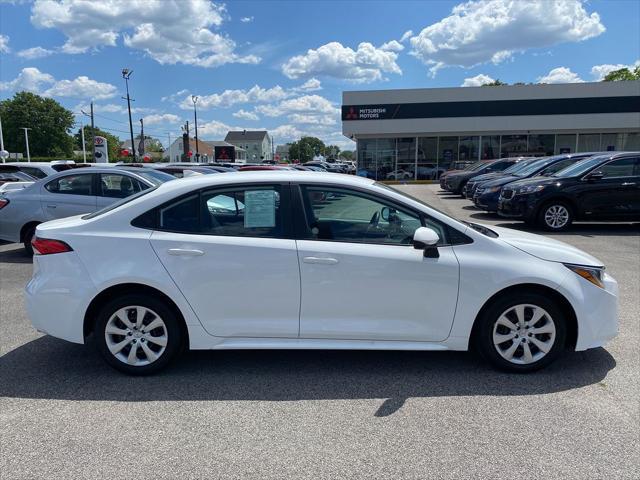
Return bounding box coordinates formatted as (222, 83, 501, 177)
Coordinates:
(487, 186, 502, 193)
(515, 184, 545, 194)
(564, 263, 605, 289)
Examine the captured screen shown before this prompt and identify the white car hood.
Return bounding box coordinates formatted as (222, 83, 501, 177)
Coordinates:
(491, 226, 603, 267)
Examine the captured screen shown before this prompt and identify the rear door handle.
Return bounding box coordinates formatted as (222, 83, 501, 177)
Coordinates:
(46, 204, 57, 209)
(167, 248, 204, 256)
(621, 182, 636, 186)
(302, 256, 338, 265)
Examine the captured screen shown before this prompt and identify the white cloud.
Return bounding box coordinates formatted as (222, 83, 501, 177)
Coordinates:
(288, 113, 336, 126)
(182, 85, 290, 110)
(30, 0, 260, 68)
(0, 34, 9, 53)
(17, 46, 54, 59)
(240, 16, 254, 23)
(0, 67, 55, 92)
(233, 109, 260, 121)
(144, 113, 181, 125)
(409, 0, 605, 75)
(461, 73, 495, 87)
(295, 78, 322, 92)
(380, 40, 404, 52)
(198, 119, 235, 137)
(399, 30, 413, 43)
(161, 89, 189, 103)
(281, 41, 402, 83)
(537, 67, 584, 84)
(43, 76, 118, 99)
(257, 94, 339, 117)
(590, 60, 640, 80)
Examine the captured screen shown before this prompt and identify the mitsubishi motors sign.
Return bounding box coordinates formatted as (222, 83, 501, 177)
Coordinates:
(342, 105, 395, 120)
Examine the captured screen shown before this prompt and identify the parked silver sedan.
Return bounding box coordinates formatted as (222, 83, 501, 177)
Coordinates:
(0, 167, 174, 254)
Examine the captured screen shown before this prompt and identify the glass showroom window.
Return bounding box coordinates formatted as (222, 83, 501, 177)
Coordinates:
(417, 137, 439, 179)
(439, 137, 459, 170)
(500, 135, 527, 157)
(357, 139, 377, 179)
(393, 137, 417, 181)
(528, 134, 555, 156)
(601, 133, 618, 151)
(555, 134, 577, 154)
(376, 138, 396, 181)
(578, 134, 602, 152)
(481, 136, 500, 160)
(620, 133, 640, 150)
(459, 136, 479, 163)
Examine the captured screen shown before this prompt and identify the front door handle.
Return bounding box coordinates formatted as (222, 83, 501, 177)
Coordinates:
(302, 256, 339, 265)
(167, 248, 204, 257)
(621, 182, 636, 186)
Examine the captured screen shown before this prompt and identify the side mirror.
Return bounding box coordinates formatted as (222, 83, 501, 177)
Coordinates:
(380, 206, 392, 221)
(586, 171, 604, 181)
(413, 227, 440, 258)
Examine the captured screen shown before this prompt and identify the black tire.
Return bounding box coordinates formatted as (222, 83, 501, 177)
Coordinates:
(23, 225, 37, 256)
(94, 294, 183, 375)
(475, 292, 567, 373)
(455, 181, 467, 196)
(537, 201, 573, 231)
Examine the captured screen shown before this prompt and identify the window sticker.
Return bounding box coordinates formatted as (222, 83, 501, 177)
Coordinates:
(244, 189, 276, 228)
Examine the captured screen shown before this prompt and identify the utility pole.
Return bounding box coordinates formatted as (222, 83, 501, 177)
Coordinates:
(139, 118, 145, 159)
(0, 114, 8, 162)
(122, 68, 136, 162)
(80, 103, 95, 160)
(182, 121, 190, 162)
(167, 132, 172, 162)
(191, 95, 199, 162)
(80, 121, 87, 162)
(21, 127, 32, 162)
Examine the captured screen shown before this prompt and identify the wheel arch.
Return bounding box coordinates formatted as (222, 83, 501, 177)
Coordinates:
(83, 283, 190, 347)
(20, 221, 41, 242)
(469, 283, 578, 350)
(536, 195, 579, 219)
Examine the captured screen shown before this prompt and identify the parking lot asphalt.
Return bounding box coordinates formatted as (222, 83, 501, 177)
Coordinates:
(1, 183, 638, 479)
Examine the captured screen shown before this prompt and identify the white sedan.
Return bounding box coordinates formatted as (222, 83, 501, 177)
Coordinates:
(25, 172, 618, 375)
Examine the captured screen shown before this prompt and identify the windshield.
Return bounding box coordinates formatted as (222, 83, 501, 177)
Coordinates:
(552, 155, 606, 177)
(503, 158, 540, 175)
(131, 169, 175, 184)
(513, 157, 562, 177)
(465, 161, 489, 172)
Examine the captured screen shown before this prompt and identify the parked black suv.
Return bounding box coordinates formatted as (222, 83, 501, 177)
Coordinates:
(498, 152, 640, 230)
(444, 158, 523, 195)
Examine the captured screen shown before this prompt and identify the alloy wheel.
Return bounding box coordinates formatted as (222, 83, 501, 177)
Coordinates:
(104, 306, 168, 366)
(544, 205, 569, 229)
(492, 304, 556, 365)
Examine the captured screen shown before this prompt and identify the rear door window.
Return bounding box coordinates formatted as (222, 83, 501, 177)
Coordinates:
(99, 173, 148, 198)
(45, 173, 95, 195)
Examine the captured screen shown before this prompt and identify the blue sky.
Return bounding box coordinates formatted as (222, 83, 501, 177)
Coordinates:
(1, 0, 638, 150)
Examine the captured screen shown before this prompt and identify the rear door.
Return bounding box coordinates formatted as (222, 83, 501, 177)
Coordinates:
(580, 157, 640, 218)
(96, 172, 150, 208)
(150, 183, 301, 338)
(40, 173, 97, 219)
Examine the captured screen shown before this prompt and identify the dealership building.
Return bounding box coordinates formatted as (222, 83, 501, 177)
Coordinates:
(342, 81, 640, 180)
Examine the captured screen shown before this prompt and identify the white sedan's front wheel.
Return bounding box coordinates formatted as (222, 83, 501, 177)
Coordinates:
(476, 293, 567, 372)
(95, 295, 182, 375)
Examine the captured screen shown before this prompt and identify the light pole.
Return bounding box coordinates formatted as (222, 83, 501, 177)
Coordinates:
(0, 114, 8, 162)
(122, 68, 136, 162)
(21, 127, 32, 162)
(191, 95, 199, 162)
(80, 121, 87, 162)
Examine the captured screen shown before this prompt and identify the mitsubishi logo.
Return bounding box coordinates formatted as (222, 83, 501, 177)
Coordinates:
(345, 107, 358, 120)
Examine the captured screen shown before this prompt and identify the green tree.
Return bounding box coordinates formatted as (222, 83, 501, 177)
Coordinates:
(323, 144, 341, 159)
(0, 91, 75, 157)
(289, 136, 326, 162)
(603, 66, 640, 81)
(339, 150, 354, 161)
(74, 126, 121, 161)
(482, 79, 508, 86)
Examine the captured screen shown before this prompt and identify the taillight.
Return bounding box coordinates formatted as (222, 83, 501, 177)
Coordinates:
(31, 237, 73, 255)
(0, 198, 9, 210)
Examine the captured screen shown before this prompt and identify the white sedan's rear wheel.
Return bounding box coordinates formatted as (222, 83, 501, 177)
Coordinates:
(95, 294, 182, 375)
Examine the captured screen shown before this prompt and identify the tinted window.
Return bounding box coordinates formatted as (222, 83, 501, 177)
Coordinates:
(159, 195, 200, 233)
(553, 155, 608, 177)
(201, 185, 283, 238)
(45, 173, 94, 195)
(487, 161, 513, 172)
(99, 173, 147, 198)
(300, 186, 447, 245)
(539, 158, 578, 176)
(21, 167, 47, 179)
(597, 158, 637, 178)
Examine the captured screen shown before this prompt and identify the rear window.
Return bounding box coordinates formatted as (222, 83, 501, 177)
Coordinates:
(82, 187, 156, 220)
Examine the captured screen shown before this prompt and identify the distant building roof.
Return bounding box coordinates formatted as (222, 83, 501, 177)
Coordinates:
(225, 130, 269, 142)
(204, 140, 246, 152)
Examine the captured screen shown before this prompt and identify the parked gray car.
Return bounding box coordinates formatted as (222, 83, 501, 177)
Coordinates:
(0, 167, 173, 254)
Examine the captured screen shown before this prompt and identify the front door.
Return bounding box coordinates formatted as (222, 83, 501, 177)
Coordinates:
(40, 173, 97, 220)
(580, 157, 640, 218)
(295, 185, 460, 342)
(150, 183, 300, 338)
